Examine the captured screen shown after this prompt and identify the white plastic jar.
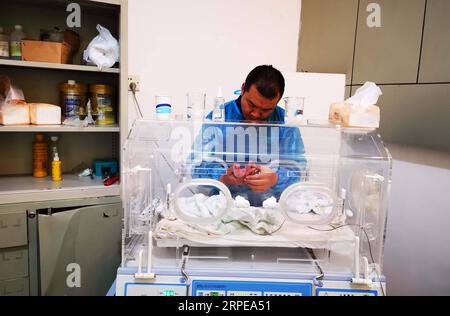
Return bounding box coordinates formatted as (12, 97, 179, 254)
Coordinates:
(155, 95, 172, 120)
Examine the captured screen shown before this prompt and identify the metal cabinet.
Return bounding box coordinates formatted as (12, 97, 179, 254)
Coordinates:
(0, 247, 29, 281)
(39, 202, 122, 296)
(0, 197, 122, 296)
(0, 209, 30, 297)
(0, 211, 27, 249)
(0, 0, 128, 296)
(0, 278, 30, 296)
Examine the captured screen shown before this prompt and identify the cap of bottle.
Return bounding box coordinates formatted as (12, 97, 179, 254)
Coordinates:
(53, 153, 60, 161)
(36, 134, 45, 141)
(51, 136, 58, 142)
(68, 80, 76, 85)
(14, 25, 23, 31)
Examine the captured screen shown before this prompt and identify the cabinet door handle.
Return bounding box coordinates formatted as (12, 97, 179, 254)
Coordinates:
(103, 209, 119, 218)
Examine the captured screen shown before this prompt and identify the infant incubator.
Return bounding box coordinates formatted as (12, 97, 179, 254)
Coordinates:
(116, 119, 391, 296)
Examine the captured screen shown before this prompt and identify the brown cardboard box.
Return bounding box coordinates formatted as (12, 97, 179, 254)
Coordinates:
(21, 40, 71, 64)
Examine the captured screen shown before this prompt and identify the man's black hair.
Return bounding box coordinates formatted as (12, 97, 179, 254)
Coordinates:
(243, 65, 285, 101)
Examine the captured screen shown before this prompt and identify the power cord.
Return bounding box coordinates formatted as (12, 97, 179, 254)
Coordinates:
(181, 246, 191, 290)
(306, 248, 324, 287)
(129, 82, 144, 119)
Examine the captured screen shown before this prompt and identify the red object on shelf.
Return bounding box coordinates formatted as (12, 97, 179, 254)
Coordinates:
(104, 174, 119, 186)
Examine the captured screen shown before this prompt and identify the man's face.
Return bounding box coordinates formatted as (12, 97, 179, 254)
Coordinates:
(240, 84, 280, 122)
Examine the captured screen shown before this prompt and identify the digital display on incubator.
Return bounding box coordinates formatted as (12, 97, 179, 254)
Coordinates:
(162, 290, 175, 296)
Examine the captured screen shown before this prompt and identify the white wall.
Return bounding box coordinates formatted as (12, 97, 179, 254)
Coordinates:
(127, 0, 301, 127)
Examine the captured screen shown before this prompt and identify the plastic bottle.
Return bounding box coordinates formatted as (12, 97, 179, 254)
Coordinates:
(51, 153, 62, 182)
(33, 134, 48, 178)
(212, 87, 225, 122)
(49, 136, 59, 162)
(10, 25, 26, 60)
(0, 27, 10, 59)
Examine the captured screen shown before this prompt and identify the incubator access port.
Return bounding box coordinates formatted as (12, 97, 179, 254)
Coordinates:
(173, 179, 233, 223)
(279, 183, 339, 225)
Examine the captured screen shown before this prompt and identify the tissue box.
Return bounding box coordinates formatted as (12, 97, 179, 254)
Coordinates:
(0, 103, 30, 125)
(29, 103, 61, 125)
(329, 103, 380, 128)
(21, 40, 71, 64)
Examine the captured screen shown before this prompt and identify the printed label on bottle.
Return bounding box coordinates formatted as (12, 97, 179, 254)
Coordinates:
(156, 107, 171, 114)
(63, 93, 82, 118)
(10, 41, 21, 57)
(94, 93, 114, 125)
(0, 41, 9, 57)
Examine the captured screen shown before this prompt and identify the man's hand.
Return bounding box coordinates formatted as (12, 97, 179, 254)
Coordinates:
(244, 166, 278, 192)
(220, 164, 247, 186)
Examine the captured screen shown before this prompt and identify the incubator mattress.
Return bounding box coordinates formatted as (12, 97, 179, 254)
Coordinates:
(155, 219, 355, 255)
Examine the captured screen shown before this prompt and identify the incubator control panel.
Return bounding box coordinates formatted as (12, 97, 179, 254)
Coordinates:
(192, 280, 312, 297)
(124, 283, 187, 296)
(316, 289, 378, 296)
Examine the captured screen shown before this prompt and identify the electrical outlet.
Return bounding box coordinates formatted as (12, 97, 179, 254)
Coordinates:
(128, 75, 140, 91)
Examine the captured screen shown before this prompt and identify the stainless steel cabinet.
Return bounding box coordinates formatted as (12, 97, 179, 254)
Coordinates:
(0, 197, 122, 296)
(39, 203, 122, 296)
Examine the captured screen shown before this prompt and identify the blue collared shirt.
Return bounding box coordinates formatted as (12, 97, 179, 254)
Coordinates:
(192, 98, 306, 206)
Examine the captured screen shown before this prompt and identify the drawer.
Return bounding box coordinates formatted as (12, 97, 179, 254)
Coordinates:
(0, 212, 28, 248)
(0, 277, 29, 296)
(0, 247, 29, 281)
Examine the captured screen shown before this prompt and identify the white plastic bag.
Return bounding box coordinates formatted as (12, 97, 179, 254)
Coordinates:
(83, 24, 119, 70)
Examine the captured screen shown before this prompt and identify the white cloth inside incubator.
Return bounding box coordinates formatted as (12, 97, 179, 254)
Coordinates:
(284, 190, 334, 215)
(177, 193, 227, 219)
(173, 194, 284, 235)
(155, 217, 355, 255)
(156, 192, 355, 254)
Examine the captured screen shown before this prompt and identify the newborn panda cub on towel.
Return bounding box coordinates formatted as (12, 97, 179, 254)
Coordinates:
(231, 162, 261, 179)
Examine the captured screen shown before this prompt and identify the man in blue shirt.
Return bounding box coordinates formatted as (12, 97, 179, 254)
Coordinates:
(192, 65, 306, 206)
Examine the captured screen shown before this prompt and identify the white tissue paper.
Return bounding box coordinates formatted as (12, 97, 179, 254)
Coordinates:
(329, 82, 383, 128)
(346, 82, 382, 107)
(83, 24, 119, 70)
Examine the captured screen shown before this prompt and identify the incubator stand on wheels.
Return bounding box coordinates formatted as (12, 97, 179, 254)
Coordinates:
(116, 119, 391, 296)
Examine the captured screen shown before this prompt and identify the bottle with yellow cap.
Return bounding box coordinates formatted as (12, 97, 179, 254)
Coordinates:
(51, 153, 62, 182)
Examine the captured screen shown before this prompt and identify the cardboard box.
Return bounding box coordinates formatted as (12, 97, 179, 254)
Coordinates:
(329, 102, 380, 128)
(21, 40, 71, 64)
